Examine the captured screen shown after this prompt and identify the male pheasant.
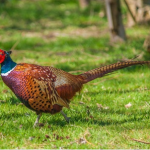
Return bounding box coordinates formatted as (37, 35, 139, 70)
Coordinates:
(0, 49, 150, 127)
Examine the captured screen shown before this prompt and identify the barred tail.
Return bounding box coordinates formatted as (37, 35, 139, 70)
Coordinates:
(79, 61, 150, 83)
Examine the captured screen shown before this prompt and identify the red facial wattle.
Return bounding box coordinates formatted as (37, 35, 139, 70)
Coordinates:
(0, 49, 5, 63)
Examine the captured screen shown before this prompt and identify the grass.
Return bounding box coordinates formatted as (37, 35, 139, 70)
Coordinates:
(0, 0, 150, 149)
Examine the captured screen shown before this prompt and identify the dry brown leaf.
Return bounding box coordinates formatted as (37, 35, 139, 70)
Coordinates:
(96, 103, 109, 110)
(78, 137, 86, 144)
(45, 135, 50, 138)
(79, 101, 85, 105)
(125, 103, 132, 108)
(2, 89, 8, 93)
(39, 123, 44, 127)
(0, 100, 6, 103)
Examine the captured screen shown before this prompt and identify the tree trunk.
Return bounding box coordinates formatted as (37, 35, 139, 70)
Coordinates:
(144, 34, 150, 52)
(126, 0, 150, 26)
(79, 0, 91, 9)
(105, 0, 126, 42)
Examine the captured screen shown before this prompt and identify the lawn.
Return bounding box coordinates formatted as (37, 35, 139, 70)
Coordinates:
(0, 0, 150, 149)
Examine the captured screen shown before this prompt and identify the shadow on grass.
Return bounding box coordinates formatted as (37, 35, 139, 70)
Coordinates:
(1, 88, 149, 129)
(45, 107, 150, 128)
(1, 106, 150, 130)
(8, 97, 21, 105)
(0, 111, 26, 120)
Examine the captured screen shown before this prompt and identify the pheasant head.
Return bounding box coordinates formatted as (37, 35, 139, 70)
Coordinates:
(0, 49, 12, 63)
(0, 49, 16, 76)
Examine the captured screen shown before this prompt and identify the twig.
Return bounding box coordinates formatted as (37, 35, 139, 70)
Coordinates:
(123, 0, 136, 23)
(124, 135, 150, 144)
(83, 130, 96, 147)
(131, 138, 150, 144)
(11, 40, 20, 50)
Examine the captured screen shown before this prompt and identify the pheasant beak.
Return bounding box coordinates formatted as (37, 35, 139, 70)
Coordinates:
(6, 51, 12, 55)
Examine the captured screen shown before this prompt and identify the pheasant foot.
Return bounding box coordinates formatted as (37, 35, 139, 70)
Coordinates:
(33, 113, 42, 127)
(60, 110, 70, 122)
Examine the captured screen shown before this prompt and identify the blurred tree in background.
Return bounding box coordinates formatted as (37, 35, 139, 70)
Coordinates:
(78, 0, 91, 9)
(105, 0, 126, 42)
(0, 0, 149, 50)
(0, 0, 7, 3)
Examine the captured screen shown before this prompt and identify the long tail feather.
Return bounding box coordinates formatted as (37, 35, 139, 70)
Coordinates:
(79, 61, 150, 83)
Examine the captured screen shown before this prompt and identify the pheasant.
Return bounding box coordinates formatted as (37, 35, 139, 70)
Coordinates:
(0, 49, 150, 127)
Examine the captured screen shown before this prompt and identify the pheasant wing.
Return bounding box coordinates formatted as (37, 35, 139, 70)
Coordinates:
(22, 64, 69, 112)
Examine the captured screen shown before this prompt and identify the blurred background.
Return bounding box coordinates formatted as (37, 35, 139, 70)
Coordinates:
(1, 1, 150, 148)
(0, 0, 150, 72)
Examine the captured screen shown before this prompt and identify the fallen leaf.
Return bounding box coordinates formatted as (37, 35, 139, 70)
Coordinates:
(90, 115, 94, 119)
(53, 134, 64, 140)
(96, 103, 103, 109)
(78, 137, 86, 144)
(45, 135, 50, 138)
(0, 100, 6, 103)
(96, 103, 109, 110)
(2, 89, 8, 93)
(66, 136, 70, 139)
(104, 106, 109, 110)
(125, 103, 132, 108)
(42, 139, 47, 142)
(39, 123, 44, 127)
(56, 135, 59, 140)
(79, 101, 85, 105)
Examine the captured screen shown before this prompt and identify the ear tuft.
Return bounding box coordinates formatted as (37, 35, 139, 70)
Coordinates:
(7, 51, 12, 55)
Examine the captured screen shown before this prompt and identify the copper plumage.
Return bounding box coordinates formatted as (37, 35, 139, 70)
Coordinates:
(1, 49, 150, 126)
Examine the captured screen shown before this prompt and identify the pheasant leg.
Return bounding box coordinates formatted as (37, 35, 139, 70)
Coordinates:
(33, 113, 42, 127)
(60, 110, 70, 122)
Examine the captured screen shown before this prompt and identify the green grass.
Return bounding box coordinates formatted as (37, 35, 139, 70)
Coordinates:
(0, 0, 150, 149)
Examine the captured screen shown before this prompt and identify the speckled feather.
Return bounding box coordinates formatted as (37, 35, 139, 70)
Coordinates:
(2, 63, 72, 114)
(2, 61, 150, 115)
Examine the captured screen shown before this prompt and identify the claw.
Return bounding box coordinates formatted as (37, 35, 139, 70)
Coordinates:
(66, 117, 71, 123)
